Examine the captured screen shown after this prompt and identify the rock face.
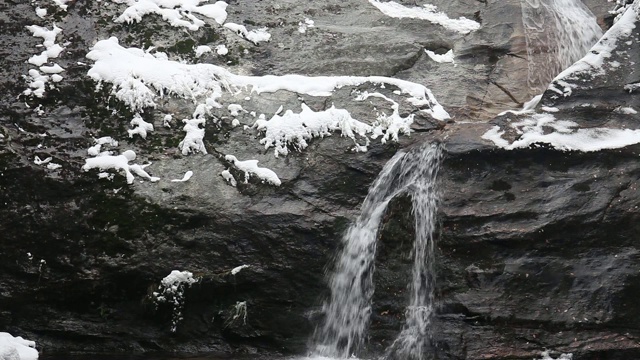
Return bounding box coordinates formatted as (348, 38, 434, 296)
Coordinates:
(2, 0, 640, 359)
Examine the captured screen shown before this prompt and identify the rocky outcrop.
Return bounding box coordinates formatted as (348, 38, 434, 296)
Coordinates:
(3, 0, 640, 359)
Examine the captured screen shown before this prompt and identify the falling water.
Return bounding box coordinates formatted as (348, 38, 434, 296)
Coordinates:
(521, 0, 603, 92)
(312, 143, 442, 359)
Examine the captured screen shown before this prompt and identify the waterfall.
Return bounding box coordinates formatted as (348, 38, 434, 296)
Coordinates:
(312, 143, 442, 359)
(521, 0, 603, 93)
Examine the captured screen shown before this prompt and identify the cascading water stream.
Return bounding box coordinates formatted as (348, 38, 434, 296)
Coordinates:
(312, 143, 442, 359)
(521, 0, 603, 93)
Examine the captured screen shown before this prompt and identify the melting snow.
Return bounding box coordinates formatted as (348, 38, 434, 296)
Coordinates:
(367, 0, 480, 34)
(482, 113, 640, 152)
(225, 155, 281, 186)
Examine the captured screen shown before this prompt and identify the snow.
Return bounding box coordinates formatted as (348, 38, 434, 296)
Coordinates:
(539, 351, 572, 360)
(482, 113, 640, 152)
(228, 104, 243, 116)
(153, 270, 198, 333)
(215, 44, 228, 55)
(220, 169, 237, 186)
(163, 114, 172, 128)
(88, 136, 118, 156)
(367, 0, 480, 34)
(160, 270, 197, 289)
(23, 25, 65, 98)
(179, 118, 207, 155)
(225, 155, 281, 186)
(52, 0, 72, 11)
(46, 163, 62, 170)
(82, 150, 159, 184)
(298, 18, 315, 33)
(35, 7, 47, 18)
(231, 264, 249, 275)
(86, 38, 448, 122)
(112, 0, 228, 31)
(0, 332, 38, 360)
(614, 106, 638, 115)
(128, 114, 154, 139)
(223, 23, 271, 44)
(34, 156, 52, 165)
(254, 104, 372, 157)
(551, 3, 638, 95)
(425, 49, 455, 64)
(497, 94, 542, 116)
(171, 171, 194, 182)
(625, 82, 640, 93)
(194, 45, 212, 57)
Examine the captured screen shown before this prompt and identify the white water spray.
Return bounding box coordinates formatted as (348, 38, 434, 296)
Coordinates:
(521, 0, 603, 92)
(312, 144, 442, 359)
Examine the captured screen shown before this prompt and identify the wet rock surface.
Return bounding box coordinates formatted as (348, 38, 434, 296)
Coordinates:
(3, 0, 640, 359)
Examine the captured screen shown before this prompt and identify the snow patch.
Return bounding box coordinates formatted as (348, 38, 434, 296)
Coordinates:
(298, 18, 315, 33)
(179, 118, 207, 155)
(538, 351, 572, 360)
(194, 45, 212, 57)
(368, 0, 480, 34)
(128, 114, 154, 139)
(82, 150, 160, 184)
(482, 113, 640, 152)
(112, 0, 228, 31)
(88, 136, 119, 156)
(225, 155, 281, 186)
(231, 264, 249, 275)
(425, 49, 455, 64)
(23, 25, 65, 97)
(152, 270, 198, 332)
(86, 38, 448, 123)
(215, 44, 228, 55)
(0, 332, 38, 360)
(615, 106, 638, 115)
(221, 169, 237, 186)
(254, 104, 372, 157)
(171, 170, 194, 182)
(224, 23, 271, 44)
